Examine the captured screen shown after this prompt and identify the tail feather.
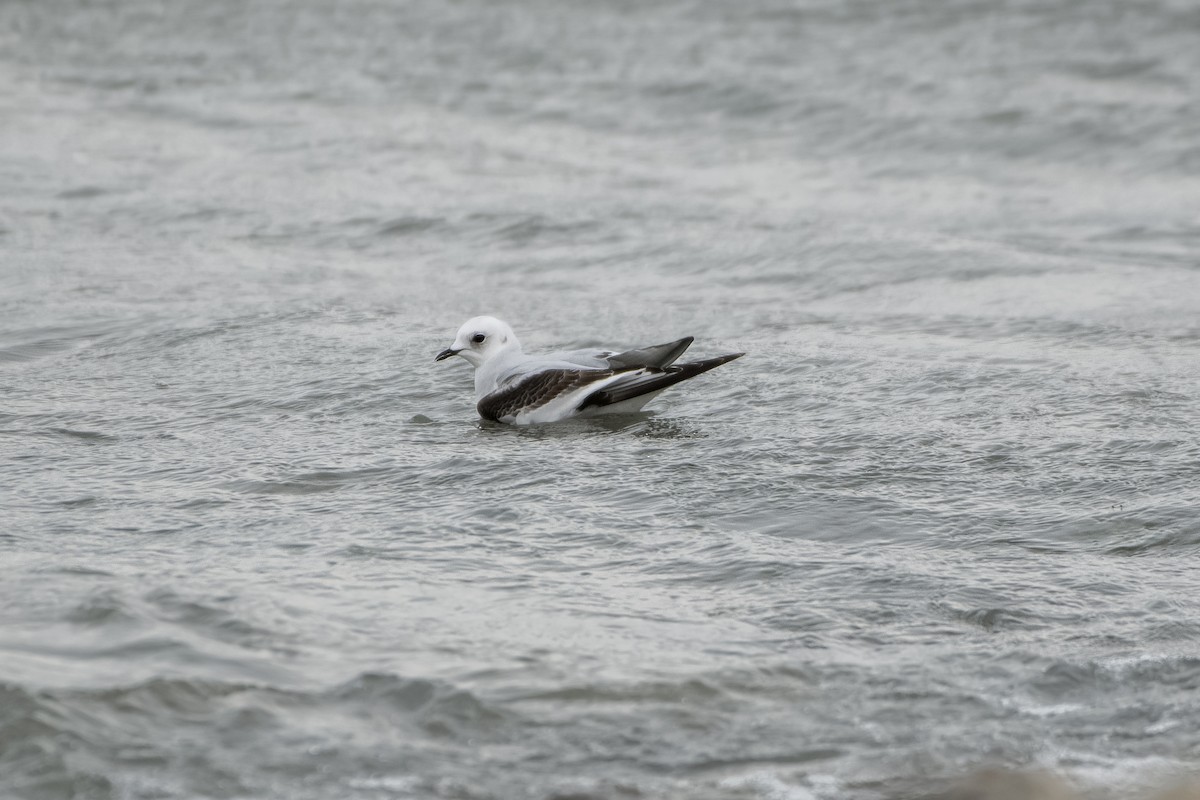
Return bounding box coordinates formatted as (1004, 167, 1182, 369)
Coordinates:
(578, 352, 744, 410)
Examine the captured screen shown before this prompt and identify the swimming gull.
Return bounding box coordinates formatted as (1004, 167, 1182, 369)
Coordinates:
(435, 316, 744, 425)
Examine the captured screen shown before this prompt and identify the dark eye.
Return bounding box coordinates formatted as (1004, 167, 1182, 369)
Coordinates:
(471, 333, 486, 344)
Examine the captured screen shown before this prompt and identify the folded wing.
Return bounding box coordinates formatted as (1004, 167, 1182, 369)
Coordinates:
(604, 336, 694, 369)
(578, 352, 744, 410)
(477, 349, 745, 424)
(478, 367, 622, 423)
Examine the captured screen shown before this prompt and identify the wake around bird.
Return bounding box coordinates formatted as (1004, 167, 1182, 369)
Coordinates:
(435, 316, 744, 425)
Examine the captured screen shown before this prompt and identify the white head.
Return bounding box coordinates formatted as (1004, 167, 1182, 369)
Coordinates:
(435, 316, 522, 369)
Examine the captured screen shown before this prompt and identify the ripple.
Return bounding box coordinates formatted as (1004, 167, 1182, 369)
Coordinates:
(4, 0, 1200, 796)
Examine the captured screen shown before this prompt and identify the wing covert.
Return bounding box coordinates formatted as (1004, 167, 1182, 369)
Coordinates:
(477, 368, 616, 422)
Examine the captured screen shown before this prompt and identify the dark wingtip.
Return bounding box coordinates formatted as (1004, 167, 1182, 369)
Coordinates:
(680, 351, 744, 374)
(578, 350, 744, 410)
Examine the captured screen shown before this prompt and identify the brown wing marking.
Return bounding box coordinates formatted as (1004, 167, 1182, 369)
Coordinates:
(477, 368, 616, 422)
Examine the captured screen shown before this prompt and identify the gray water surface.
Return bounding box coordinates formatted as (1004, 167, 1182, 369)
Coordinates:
(2, 1, 1200, 798)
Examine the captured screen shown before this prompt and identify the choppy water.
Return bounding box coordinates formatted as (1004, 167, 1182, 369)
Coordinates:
(3, 1, 1200, 798)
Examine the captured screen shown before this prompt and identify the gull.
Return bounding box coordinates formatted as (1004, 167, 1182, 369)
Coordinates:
(435, 316, 744, 425)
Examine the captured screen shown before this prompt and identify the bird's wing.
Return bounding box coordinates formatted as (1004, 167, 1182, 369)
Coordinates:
(477, 366, 628, 423)
(546, 337, 694, 370)
(545, 348, 615, 368)
(604, 336, 694, 369)
(478, 349, 743, 423)
(578, 352, 744, 410)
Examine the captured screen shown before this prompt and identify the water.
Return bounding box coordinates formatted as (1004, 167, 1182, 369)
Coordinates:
(2, 0, 1199, 798)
